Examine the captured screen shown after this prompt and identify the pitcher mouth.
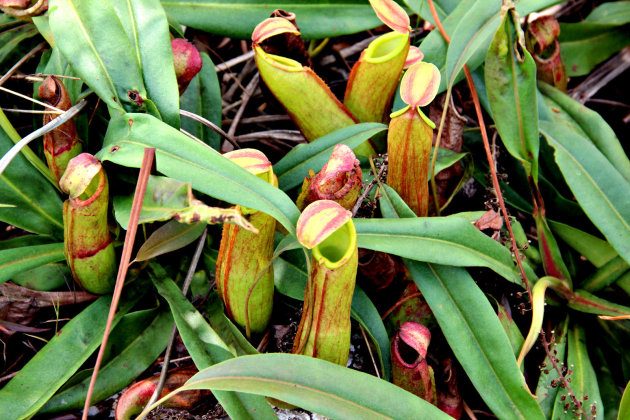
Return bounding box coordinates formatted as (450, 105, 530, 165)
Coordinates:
(313, 220, 356, 269)
(364, 31, 409, 64)
(255, 45, 304, 72)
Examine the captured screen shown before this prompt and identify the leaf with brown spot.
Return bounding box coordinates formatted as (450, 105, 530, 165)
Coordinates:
(114, 175, 256, 232)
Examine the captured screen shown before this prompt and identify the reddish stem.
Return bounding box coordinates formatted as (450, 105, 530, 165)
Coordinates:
(381, 292, 423, 320)
(426, 0, 532, 302)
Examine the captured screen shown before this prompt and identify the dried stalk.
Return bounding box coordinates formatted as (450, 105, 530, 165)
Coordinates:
(81, 148, 155, 419)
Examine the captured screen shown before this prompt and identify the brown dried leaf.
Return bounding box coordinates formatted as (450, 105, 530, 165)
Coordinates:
(473, 210, 503, 231)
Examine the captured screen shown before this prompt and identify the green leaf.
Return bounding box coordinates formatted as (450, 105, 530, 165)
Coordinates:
(495, 298, 524, 359)
(273, 255, 392, 381)
(445, 0, 501, 88)
(113, 175, 253, 232)
(540, 121, 630, 265)
(377, 182, 536, 283)
(592, 346, 622, 420)
(204, 291, 258, 357)
(273, 256, 309, 300)
(32, 15, 54, 46)
(0, 25, 39, 65)
(49, 0, 146, 113)
(350, 287, 391, 381)
(40, 309, 173, 413)
(619, 380, 630, 420)
(581, 256, 629, 292)
(486, 4, 539, 181)
(406, 262, 544, 420)
(97, 113, 300, 235)
(432, 148, 469, 176)
(0, 125, 63, 238)
(549, 220, 617, 268)
(181, 53, 222, 150)
(160, 0, 388, 40)
(378, 184, 541, 415)
(0, 243, 65, 284)
(403, 0, 448, 26)
(586, 2, 630, 25)
(354, 216, 530, 285)
(11, 262, 70, 291)
(0, 235, 53, 250)
(567, 289, 630, 317)
(0, 292, 140, 419)
(135, 220, 206, 262)
(149, 264, 277, 420)
(551, 325, 604, 419)
(559, 3, 630, 76)
(378, 183, 416, 219)
(152, 354, 451, 420)
(539, 82, 630, 183)
(274, 123, 386, 191)
(110, 0, 180, 127)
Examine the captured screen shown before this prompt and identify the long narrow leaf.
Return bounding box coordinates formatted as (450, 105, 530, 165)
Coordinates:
(160, 0, 386, 40)
(274, 123, 386, 191)
(486, 5, 539, 181)
(143, 354, 451, 420)
(40, 309, 173, 412)
(539, 82, 630, 182)
(406, 262, 544, 420)
(135, 220, 206, 262)
(0, 293, 140, 418)
(558, 2, 630, 77)
(180, 53, 222, 150)
(0, 125, 63, 237)
(0, 242, 65, 284)
(97, 113, 300, 235)
(445, 0, 501, 87)
(111, 0, 180, 127)
(535, 317, 569, 417)
(377, 181, 540, 416)
(548, 220, 617, 268)
(49, 0, 146, 113)
(550, 326, 603, 419)
(620, 380, 630, 420)
(355, 217, 531, 285)
(540, 121, 630, 264)
(149, 265, 277, 420)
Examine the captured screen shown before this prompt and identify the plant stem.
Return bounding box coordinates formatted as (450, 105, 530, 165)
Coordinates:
(429, 86, 452, 216)
(540, 331, 591, 420)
